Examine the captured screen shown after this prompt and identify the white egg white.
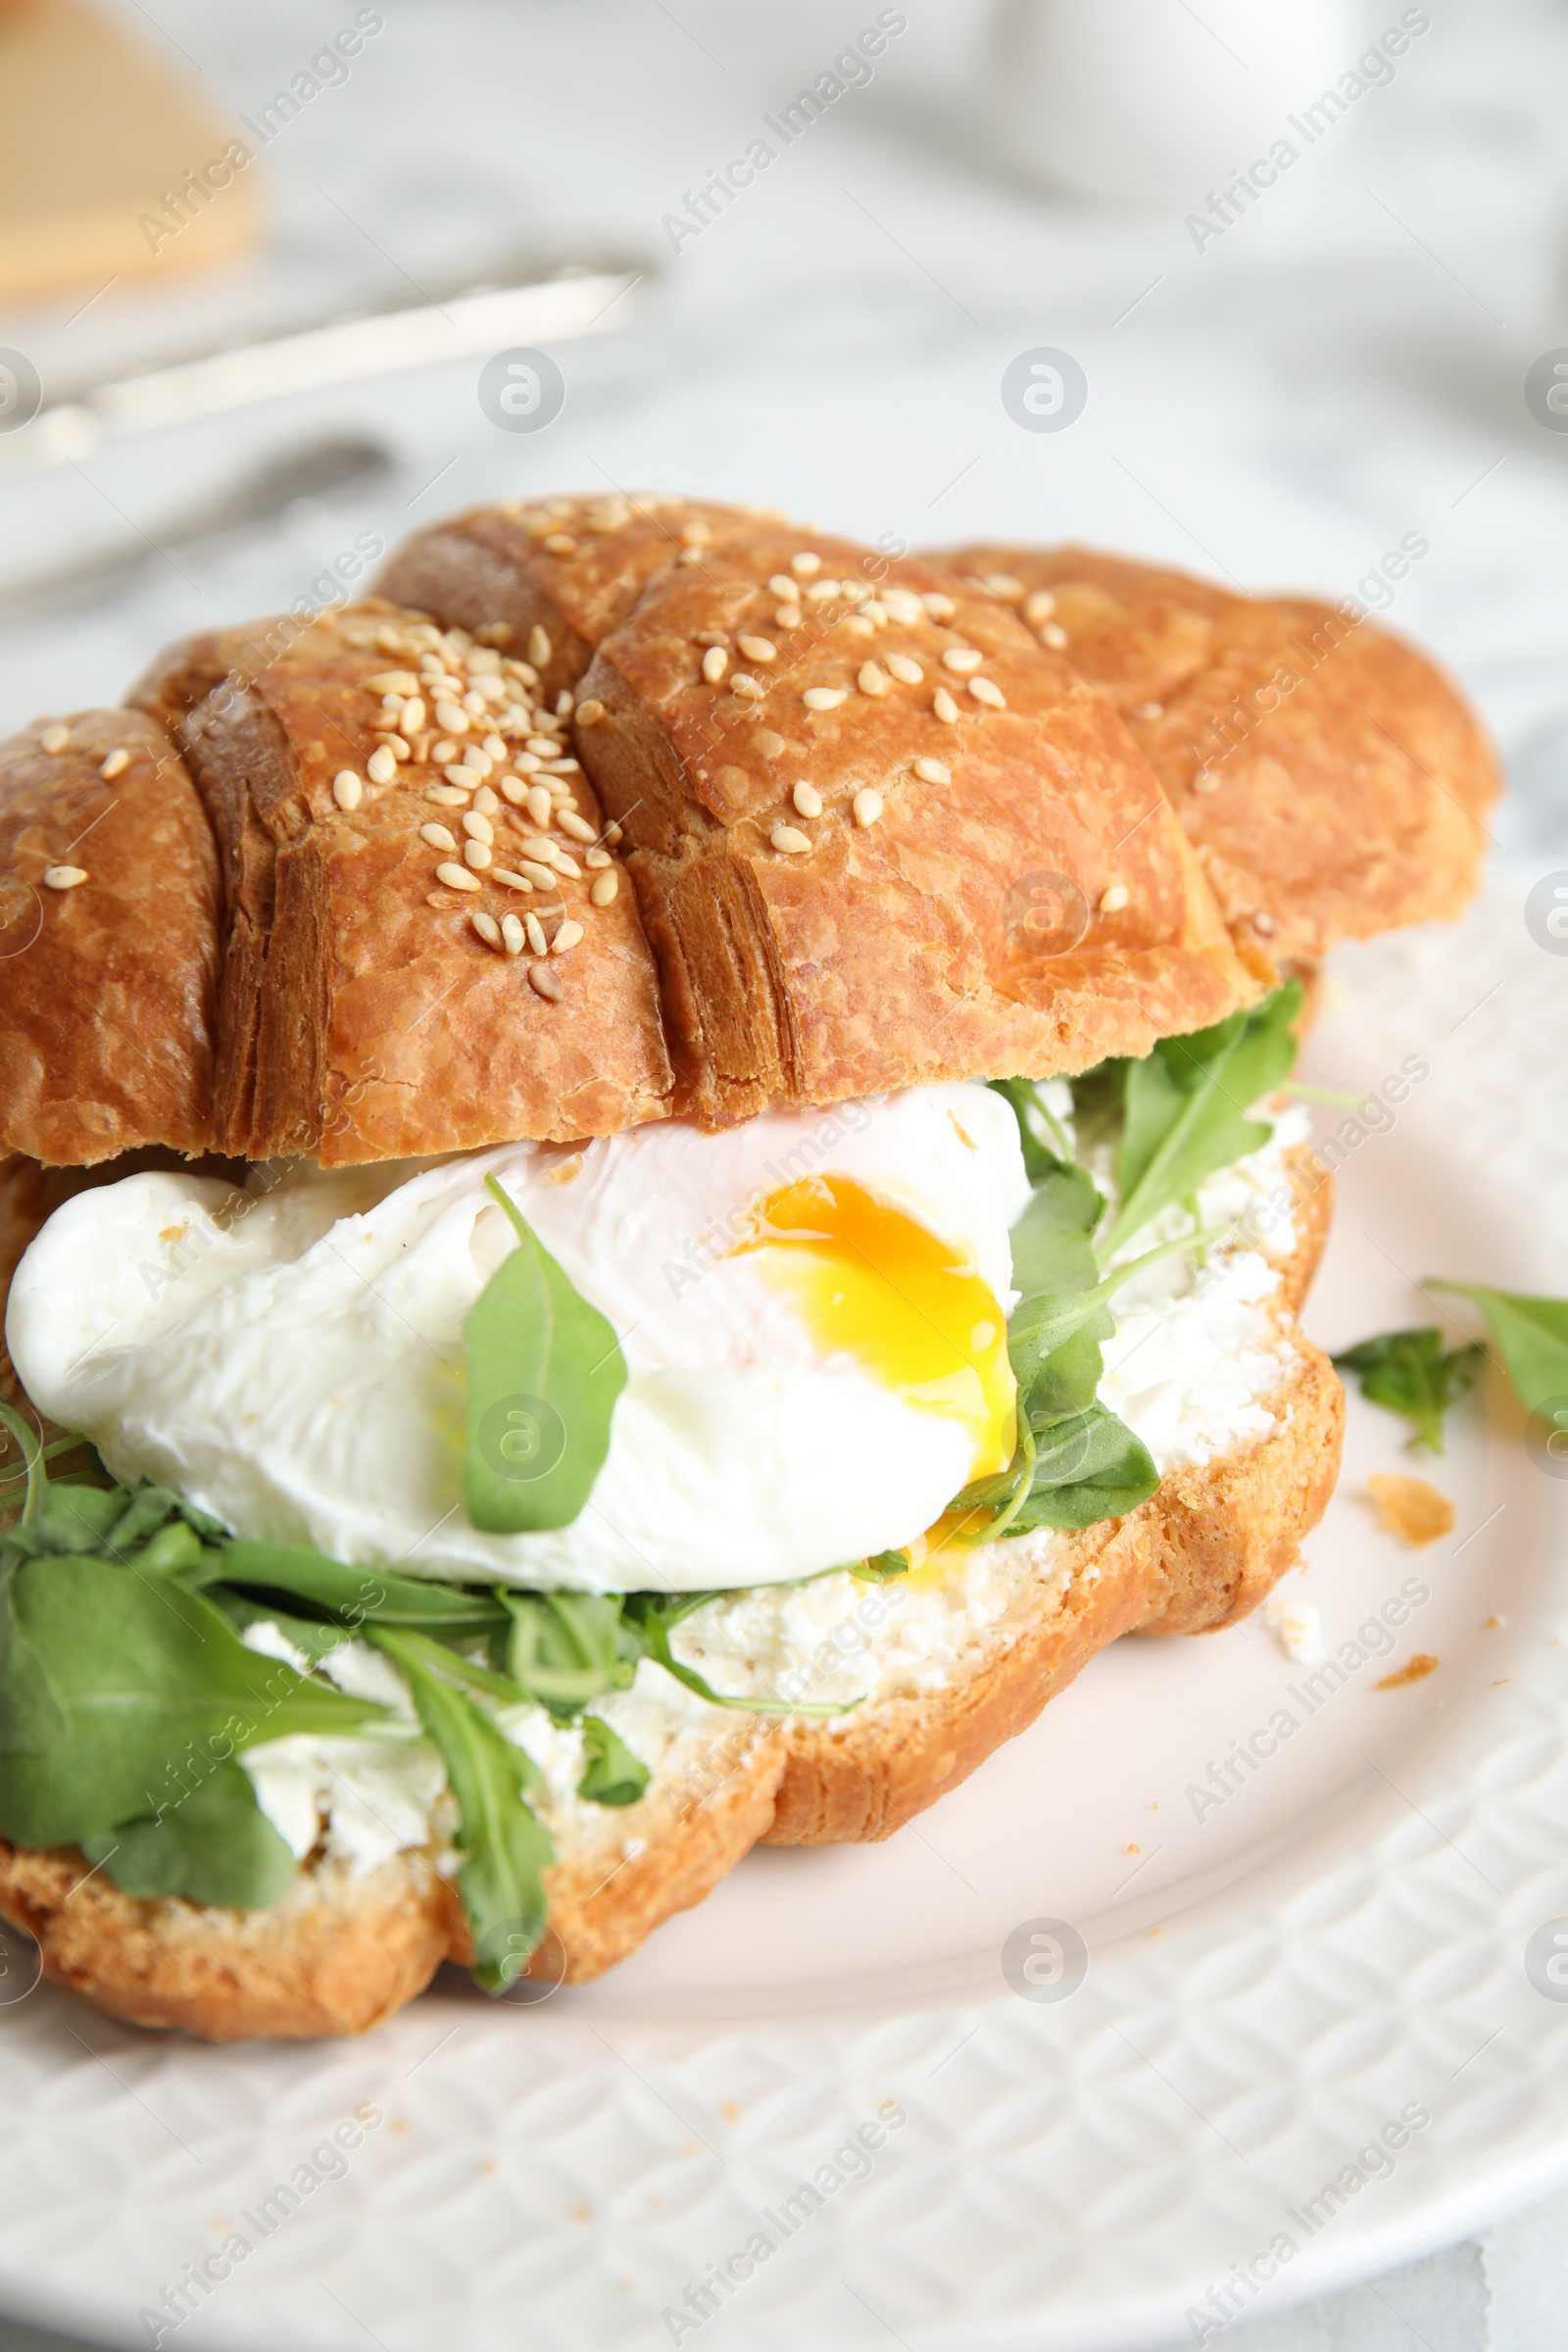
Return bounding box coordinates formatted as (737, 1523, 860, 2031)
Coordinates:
(8, 1084, 1032, 1593)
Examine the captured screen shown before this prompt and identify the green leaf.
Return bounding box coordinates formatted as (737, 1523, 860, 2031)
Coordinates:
(463, 1175, 628, 1535)
(1006, 1164, 1112, 1420)
(988, 1077, 1075, 1179)
(851, 1550, 913, 1582)
(1012, 1406, 1158, 1533)
(577, 1714, 650, 1807)
(81, 1761, 298, 1910)
(1427, 1283, 1568, 1416)
(0, 1555, 68, 1757)
(0, 1557, 388, 1849)
(1005, 1225, 1218, 1394)
(504, 1591, 638, 1710)
(219, 1539, 512, 1639)
(1100, 982, 1301, 1260)
(370, 1628, 553, 1992)
(1333, 1328, 1482, 1453)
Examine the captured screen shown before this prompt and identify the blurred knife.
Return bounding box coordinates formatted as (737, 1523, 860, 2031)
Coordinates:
(1, 254, 650, 475)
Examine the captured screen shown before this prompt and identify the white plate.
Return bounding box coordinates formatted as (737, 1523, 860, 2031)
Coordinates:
(1, 874, 1564, 2352)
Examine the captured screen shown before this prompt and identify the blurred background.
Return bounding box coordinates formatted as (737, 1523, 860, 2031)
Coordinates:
(0, 3, 1565, 2347)
(0, 0, 1564, 868)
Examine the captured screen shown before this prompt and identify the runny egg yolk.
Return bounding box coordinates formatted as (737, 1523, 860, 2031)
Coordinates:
(733, 1174, 1016, 1483)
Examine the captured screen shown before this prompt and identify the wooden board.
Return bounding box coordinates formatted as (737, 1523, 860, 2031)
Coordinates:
(0, 0, 260, 305)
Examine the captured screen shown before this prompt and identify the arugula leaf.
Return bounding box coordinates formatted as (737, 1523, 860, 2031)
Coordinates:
(1099, 982, 1301, 1260)
(80, 1761, 298, 1910)
(463, 1175, 627, 1535)
(852, 1550, 913, 1582)
(1006, 1224, 1220, 1394)
(0, 1554, 68, 1757)
(958, 1405, 1157, 1535)
(577, 1714, 650, 1807)
(619, 1592, 858, 1717)
(0, 1557, 388, 1851)
(989, 1077, 1075, 1180)
(503, 1591, 638, 1711)
(1005, 1164, 1113, 1423)
(370, 1628, 553, 1991)
(1428, 1283, 1568, 1415)
(1333, 1328, 1482, 1453)
(219, 1540, 511, 1640)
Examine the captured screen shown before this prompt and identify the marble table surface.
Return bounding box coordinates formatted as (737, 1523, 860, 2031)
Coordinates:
(0, 1, 1565, 2345)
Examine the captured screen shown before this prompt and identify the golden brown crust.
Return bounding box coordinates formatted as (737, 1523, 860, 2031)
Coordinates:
(0, 1725, 783, 2040)
(0, 1839, 457, 2039)
(568, 524, 1259, 1124)
(0, 710, 220, 1164)
(933, 545, 1498, 966)
(766, 1165, 1343, 1845)
(137, 604, 673, 1161)
(374, 495, 762, 706)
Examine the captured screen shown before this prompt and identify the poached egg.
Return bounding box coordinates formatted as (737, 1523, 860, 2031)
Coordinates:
(8, 1083, 1032, 1592)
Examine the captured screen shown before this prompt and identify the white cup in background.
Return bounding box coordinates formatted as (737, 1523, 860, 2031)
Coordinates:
(991, 0, 1365, 204)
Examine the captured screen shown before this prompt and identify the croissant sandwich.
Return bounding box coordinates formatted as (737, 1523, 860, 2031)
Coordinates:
(0, 495, 1496, 2039)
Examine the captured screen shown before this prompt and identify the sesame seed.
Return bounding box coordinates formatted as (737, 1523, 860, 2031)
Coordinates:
(969, 678, 1006, 709)
(731, 674, 766, 700)
(774, 604, 803, 628)
(803, 687, 847, 710)
(770, 824, 812, 855)
(885, 654, 923, 685)
(434, 702, 469, 734)
(553, 851, 582, 879)
(679, 520, 710, 547)
(557, 810, 595, 843)
(755, 730, 786, 758)
(502, 912, 527, 956)
(737, 635, 776, 662)
(443, 766, 477, 789)
(933, 689, 959, 723)
(767, 574, 797, 598)
(40, 726, 70, 755)
(528, 959, 564, 1002)
(420, 822, 458, 851)
(590, 869, 619, 906)
(983, 572, 1025, 601)
(42, 865, 86, 890)
(528, 626, 552, 667)
(525, 911, 548, 955)
(585, 847, 612, 868)
(431, 739, 458, 762)
(545, 758, 581, 775)
(1040, 621, 1068, 650)
(792, 781, 822, 817)
(428, 785, 469, 807)
(368, 670, 418, 694)
(943, 647, 983, 673)
(1132, 701, 1164, 720)
(543, 533, 576, 556)
(553, 918, 584, 954)
(858, 662, 888, 697)
(519, 860, 558, 889)
(367, 746, 398, 785)
(880, 588, 923, 625)
(606, 820, 623, 844)
(463, 690, 486, 717)
(861, 601, 889, 624)
(1100, 883, 1130, 914)
(492, 868, 534, 892)
(472, 909, 503, 948)
(843, 615, 875, 640)
(465, 841, 493, 870)
(471, 784, 500, 815)
(99, 748, 129, 780)
(525, 736, 560, 759)
(576, 698, 605, 725)
(1193, 767, 1222, 795)
(482, 732, 509, 760)
(436, 861, 480, 892)
(1023, 590, 1056, 626)
(333, 770, 363, 809)
(805, 580, 841, 604)
(463, 811, 494, 844)
(913, 758, 950, 784)
(495, 775, 528, 807)
(374, 733, 412, 761)
(852, 789, 883, 829)
(520, 783, 550, 827)
(791, 551, 821, 576)
(703, 646, 728, 684)
(461, 747, 492, 775)
(921, 592, 956, 619)
(1252, 909, 1278, 937)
